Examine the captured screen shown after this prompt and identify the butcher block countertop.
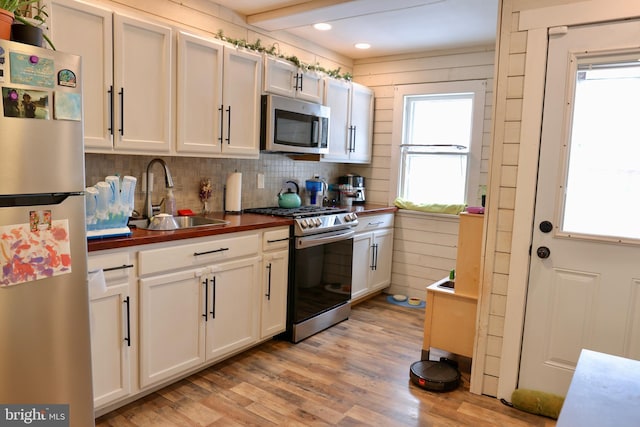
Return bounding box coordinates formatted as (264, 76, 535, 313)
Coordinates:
(87, 204, 397, 252)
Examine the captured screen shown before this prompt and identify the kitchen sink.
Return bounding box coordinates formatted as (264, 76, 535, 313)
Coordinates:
(131, 215, 229, 231)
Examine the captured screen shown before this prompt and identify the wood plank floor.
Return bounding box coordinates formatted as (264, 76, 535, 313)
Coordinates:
(96, 294, 557, 426)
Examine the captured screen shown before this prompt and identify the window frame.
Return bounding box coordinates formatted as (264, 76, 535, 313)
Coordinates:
(389, 80, 487, 208)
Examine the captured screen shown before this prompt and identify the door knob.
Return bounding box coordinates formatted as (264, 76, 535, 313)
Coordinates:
(536, 246, 551, 259)
(539, 221, 553, 233)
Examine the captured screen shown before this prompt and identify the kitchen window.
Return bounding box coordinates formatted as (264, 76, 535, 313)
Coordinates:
(391, 80, 486, 206)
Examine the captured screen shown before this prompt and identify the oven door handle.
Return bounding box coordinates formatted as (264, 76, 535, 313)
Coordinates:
(296, 229, 355, 249)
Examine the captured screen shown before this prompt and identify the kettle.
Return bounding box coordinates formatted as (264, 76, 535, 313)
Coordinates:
(278, 180, 301, 208)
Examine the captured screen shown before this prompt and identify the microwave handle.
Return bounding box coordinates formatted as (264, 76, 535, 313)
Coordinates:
(312, 119, 319, 144)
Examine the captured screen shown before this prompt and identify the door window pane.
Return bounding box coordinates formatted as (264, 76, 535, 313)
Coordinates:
(562, 59, 640, 240)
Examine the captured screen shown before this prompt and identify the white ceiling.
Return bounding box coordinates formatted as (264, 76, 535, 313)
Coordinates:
(211, 0, 499, 59)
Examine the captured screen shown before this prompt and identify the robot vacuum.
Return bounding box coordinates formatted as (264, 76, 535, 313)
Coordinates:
(409, 358, 461, 392)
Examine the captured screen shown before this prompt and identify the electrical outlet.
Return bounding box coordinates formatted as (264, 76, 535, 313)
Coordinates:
(257, 173, 265, 189)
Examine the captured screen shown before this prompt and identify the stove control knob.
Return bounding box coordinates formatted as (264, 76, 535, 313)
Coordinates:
(314, 218, 322, 226)
(345, 213, 357, 222)
(307, 219, 315, 228)
(300, 219, 308, 228)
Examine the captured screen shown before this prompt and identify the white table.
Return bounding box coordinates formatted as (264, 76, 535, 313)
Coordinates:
(557, 349, 640, 426)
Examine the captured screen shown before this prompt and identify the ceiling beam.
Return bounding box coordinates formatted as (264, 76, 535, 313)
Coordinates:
(247, 0, 444, 31)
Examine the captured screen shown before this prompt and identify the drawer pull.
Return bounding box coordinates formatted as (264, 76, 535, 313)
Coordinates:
(267, 237, 290, 243)
(367, 221, 384, 227)
(193, 247, 229, 256)
(103, 264, 134, 272)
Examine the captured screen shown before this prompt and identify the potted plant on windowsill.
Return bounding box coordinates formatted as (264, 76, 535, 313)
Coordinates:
(0, 0, 55, 49)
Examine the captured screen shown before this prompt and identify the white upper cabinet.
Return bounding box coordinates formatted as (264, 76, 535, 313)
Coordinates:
(113, 14, 173, 153)
(263, 56, 324, 103)
(176, 31, 262, 157)
(50, 0, 113, 150)
(322, 78, 352, 161)
(221, 47, 262, 157)
(349, 82, 375, 163)
(322, 79, 374, 163)
(51, 0, 173, 154)
(176, 31, 224, 155)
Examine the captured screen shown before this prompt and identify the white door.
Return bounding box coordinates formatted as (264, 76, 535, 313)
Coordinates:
(519, 20, 640, 396)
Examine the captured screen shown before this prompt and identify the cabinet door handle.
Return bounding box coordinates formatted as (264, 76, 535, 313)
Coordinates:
(348, 126, 356, 152)
(194, 247, 229, 256)
(370, 243, 376, 270)
(107, 85, 114, 135)
(123, 296, 131, 347)
(265, 263, 272, 300)
(218, 105, 224, 143)
(370, 243, 378, 271)
(225, 106, 231, 144)
(202, 277, 208, 321)
(351, 126, 357, 152)
(118, 87, 124, 136)
(102, 264, 134, 272)
(210, 276, 216, 319)
(298, 73, 303, 91)
(373, 243, 379, 270)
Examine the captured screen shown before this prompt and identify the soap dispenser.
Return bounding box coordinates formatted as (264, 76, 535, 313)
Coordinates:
(165, 188, 177, 216)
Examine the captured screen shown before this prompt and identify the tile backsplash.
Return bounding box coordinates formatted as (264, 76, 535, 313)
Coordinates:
(85, 153, 350, 215)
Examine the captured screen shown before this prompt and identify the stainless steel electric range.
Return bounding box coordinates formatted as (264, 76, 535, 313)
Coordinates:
(245, 206, 358, 342)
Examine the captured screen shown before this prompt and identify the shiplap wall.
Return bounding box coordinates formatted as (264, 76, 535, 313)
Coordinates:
(486, 0, 640, 400)
(349, 48, 495, 299)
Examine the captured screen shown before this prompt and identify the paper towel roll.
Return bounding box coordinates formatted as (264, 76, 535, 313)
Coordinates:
(225, 172, 242, 213)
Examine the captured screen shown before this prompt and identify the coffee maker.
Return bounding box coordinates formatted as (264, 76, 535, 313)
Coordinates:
(338, 174, 366, 204)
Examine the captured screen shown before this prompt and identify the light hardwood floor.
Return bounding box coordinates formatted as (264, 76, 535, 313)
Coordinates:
(96, 294, 557, 426)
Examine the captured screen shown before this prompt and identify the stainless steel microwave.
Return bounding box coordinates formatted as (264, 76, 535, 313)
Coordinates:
(260, 94, 330, 154)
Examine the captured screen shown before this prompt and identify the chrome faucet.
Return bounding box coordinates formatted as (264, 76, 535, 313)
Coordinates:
(143, 158, 174, 219)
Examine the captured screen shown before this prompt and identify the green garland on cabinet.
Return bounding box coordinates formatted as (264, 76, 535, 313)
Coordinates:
(214, 30, 352, 81)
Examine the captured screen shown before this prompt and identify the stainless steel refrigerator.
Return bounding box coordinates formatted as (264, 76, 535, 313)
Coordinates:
(0, 40, 94, 425)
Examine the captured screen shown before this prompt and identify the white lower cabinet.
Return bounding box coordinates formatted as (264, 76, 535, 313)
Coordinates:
(351, 214, 395, 302)
(205, 257, 261, 361)
(138, 256, 260, 388)
(139, 267, 206, 388)
(260, 227, 290, 338)
(136, 229, 286, 390)
(87, 251, 137, 411)
(89, 228, 289, 411)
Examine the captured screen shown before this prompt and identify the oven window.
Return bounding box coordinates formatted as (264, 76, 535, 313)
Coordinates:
(292, 239, 353, 323)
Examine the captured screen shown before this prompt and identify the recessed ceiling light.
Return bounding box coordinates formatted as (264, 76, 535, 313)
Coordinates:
(313, 23, 332, 31)
(355, 43, 371, 50)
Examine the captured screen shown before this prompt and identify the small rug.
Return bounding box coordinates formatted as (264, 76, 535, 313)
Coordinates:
(386, 295, 425, 309)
